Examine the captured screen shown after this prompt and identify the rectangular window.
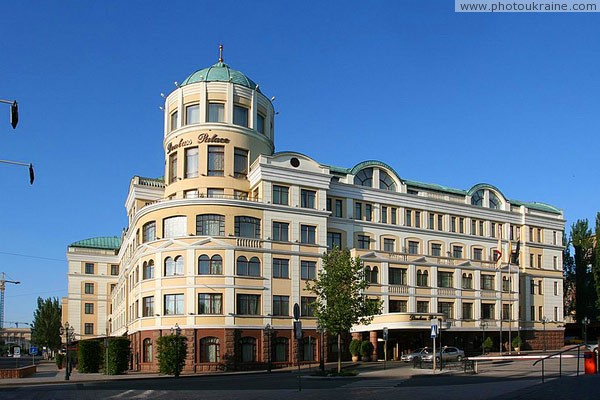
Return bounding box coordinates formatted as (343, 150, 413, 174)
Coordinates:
(143, 221, 156, 243)
(429, 214, 435, 230)
(272, 295, 289, 316)
(185, 147, 198, 178)
(471, 220, 477, 235)
(169, 152, 178, 183)
(431, 243, 441, 257)
(452, 245, 463, 259)
(461, 273, 472, 288)
(481, 275, 494, 290)
(143, 296, 154, 317)
(334, 199, 343, 217)
(233, 105, 249, 127)
(553, 231, 557, 245)
(530, 280, 536, 294)
(491, 222, 496, 238)
(537, 254, 542, 269)
(235, 216, 261, 239)
(389, 300, 407, 312)
(405, 210, 412, 227)
(554, 281, 558, 295)
(163, 216, 187, 239)
(537, 228, 542, 243)
(437, 215, 443, 231)
(438, 302, 454, 319)
(482, 303, 495, 319)
(170, 110, 178, 131)
(301, 225, 316, 244)
(186, 104, 199, 125)
(417, 301, 429, 313)
(538, 280, 543, 295)
(365, 204, 372, 221)
(384, 238, 395, 252)
(415, 211, 421, 228)
(237, 294, 260, 315)
(300, 189, 316, 209)
(84, 323, 94, 335)
(389, 268, 407, 285)
(530, 254, 535, 268)
(234, 148, 248, 178)
(84, 283, 94, 294)
(451, 217, 456, 233)
(207, 145, 224, 176)
(357, 234, 370, 249)
(459, 217, 465, 233)
(502, 277, 511, 292)
(502, 304, 510, 320)
(473, 248, 483, 261)
(272, 185, 289, 205)
(531, 306, 536, 321)
(164, 294, 184, 315)
(539, 306, 543, 320)
(85, 263, 94, 274)
(300, 296, 316, 317)
(257, 113, 265, 134)
(553, 256, 558, 270)
(111, 264, 119, 276)
(269, 221, 289, 242)
(462, 303, 473, 320)
(198, 293, 222, 314)
(438, 271, 453, 288)
(207, 102, 224, 122)
(234, 190, 248, 200)
(391, 208, 397, 224)
(327, 232, 342, 250)
(554, 307, 559, 321)
(408, 241, 419, 255)
(479, 221, 484, 236)
(273, 258, 289, 278)
(84, 303, 94, 314)
(381, 206, 388, 223)
(355, 202, 362, 220)
(301, 260, 317, 280)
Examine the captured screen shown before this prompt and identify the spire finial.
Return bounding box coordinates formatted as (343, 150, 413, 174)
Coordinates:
(218, 44, 223, 63)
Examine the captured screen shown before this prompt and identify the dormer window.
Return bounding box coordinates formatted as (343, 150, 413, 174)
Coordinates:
(379, 170, 396, 191)
(471, 189, 484, 206)
(489, 192, 501, 209)
(354, 168, 373, 187)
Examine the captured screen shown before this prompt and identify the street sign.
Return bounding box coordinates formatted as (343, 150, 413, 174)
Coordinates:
(293, 321, 303, 339)
(30, 346, 38, 356)
(430, 325, 438, 338)
(14, 346, 21, 358)
(383, 327, 389, 341)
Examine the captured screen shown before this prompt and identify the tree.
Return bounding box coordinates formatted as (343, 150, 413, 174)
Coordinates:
(594, 213, 600, 317)
(571, 219, 597, 323)
(31, 297, 62, 352)
(563, 231, 576, 318)
(156, 334, 187, 376)
(306, 247, 382, 373)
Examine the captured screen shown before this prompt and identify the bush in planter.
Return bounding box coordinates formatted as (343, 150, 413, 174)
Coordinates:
(360, 341, 374, 361)
(349, 339, 361, 359)
(512, 336, 523, 350)
(483, 337, 493, 353)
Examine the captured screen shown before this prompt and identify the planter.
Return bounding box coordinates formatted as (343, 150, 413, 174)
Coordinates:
(514, 347, 521, 354)
(351, 355, 359, 362)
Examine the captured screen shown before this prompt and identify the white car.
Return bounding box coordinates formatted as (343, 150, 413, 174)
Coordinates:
(401, 347, 432, 362)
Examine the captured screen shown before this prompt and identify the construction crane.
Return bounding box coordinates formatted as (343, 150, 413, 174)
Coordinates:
(1, 272, 20, 329)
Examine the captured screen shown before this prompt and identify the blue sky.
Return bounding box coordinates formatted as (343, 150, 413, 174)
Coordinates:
(1, 1, 598, 324)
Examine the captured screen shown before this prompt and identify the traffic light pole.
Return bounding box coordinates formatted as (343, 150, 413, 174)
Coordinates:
(0, 99, 18, 129)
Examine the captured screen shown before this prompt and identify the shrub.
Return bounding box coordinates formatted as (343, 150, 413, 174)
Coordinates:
(360, 340, 374, 358)
(483, 337, 493, 352)
(349, 339, 361, 357)
(106, 337, 130, 375)
(55, 353, 64, 369)
(78, 340, 102, 373)
(157, 335, 187, 376)
(512, 336, 523, 349)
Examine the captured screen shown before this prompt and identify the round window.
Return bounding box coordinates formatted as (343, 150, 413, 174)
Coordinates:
(290, 157, 300, 168)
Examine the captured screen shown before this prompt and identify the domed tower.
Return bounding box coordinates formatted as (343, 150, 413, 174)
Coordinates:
(162, 46, 275, 200)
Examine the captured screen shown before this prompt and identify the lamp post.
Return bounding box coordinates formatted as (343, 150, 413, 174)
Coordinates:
(265, 323, 273, 372)
(170, 323, 182, 377)
(541, 316, 548, 352)
(59, 322, 75, 381)
(481, 320, 487, 355)
(582, 317, 590, 347)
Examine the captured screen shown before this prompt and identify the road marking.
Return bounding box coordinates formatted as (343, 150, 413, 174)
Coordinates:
(109, 390, 136, 398)
(343, 379, 405, 388)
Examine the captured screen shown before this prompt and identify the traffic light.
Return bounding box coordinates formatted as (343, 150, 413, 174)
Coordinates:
(10, 101, 18, 129)
(29, 163, 35, 185)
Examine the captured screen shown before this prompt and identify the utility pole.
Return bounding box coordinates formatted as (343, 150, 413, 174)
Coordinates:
(0, 272, 21, 329)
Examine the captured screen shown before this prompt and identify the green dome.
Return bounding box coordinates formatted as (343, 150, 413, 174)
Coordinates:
(180, 62, 261, 92)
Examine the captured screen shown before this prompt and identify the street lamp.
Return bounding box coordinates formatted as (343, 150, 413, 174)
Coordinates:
(582, 317, 590, 346)
(265, 323, 274, 372)
(170, 323, 182, 377)
(59, 322, 75, 381)
(541, 316, 548, 352)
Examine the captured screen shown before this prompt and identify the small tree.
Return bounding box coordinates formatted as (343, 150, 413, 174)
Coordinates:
(511, 336, 523, 350)
(349, 339, 361, 358)
(306, 247, 382, 373)
(483, 337, 493, 353)
(31, 297, 62, 352)
(360, 340, 374, 361)
(157, 335, 187, 376)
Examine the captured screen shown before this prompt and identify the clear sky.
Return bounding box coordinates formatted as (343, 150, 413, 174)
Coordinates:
(1, 1, 598, 324)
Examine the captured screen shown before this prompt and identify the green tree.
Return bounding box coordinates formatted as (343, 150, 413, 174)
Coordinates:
(156, 335, 187, 376)
(31, 297, 62, 352)
(563, 231, 576, 318)
(594, 213, 600, 317)
(571, 219, 596, 323)
(306, 247, 382, 373)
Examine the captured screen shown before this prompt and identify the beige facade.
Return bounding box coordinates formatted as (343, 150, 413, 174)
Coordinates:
(64, 53, 565, 371)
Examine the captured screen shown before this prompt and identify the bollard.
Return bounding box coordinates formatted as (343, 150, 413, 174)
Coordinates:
(584, 351, 596, 375)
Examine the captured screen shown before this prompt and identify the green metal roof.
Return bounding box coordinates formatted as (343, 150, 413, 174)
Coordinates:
(70, 236, 122, 250)
(181, 62, 261, 92)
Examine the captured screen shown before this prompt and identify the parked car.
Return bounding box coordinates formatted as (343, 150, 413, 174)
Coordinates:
(401, 347, 432, 362)
(422, 346, 465, 363)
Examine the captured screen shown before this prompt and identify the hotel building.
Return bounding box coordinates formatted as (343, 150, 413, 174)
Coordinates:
(63, 51, 565, 371)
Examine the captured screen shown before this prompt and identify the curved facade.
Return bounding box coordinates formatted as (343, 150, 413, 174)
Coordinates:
(64, 52, 566, 372)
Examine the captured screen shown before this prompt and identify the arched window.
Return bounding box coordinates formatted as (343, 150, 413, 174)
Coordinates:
(143, 260, 154, 280)
(371, 266, 379, 284)
(273, 337, 289, 362)
(417, 270, 429, 287)
(379, 170, 396, 191)
(462, 273, 473, 289)
(489, 192, 501, 209)
(364, 265, 371, 281)
(240, 337, 256, 362)
(210, 255, 222, 274)
(164, 257, 174, 276)
(200, 337, 220, 363)
(198, 255, 210, 274)
(248, 257, 260, 276)
(301, 336, 316, 361)
(354, 168, 373, 187)
(174, 256, 184, 275)
(236, 256, 248, 275)
(237, 256, 260, 276)
(142, 338, 152, 363)
(196, 214, 225, 236)
(471, 189, 484, 206)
